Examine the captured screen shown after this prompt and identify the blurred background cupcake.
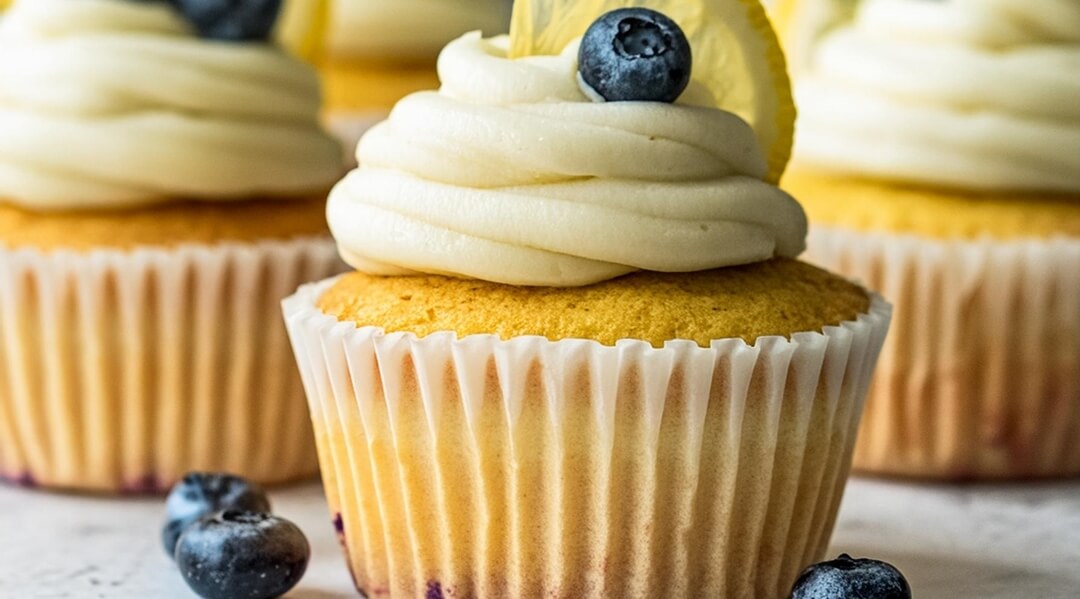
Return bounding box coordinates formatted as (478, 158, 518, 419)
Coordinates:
(0, 0, 346, 492)
(773, 0, 1080, 479)
(285, 1, 891, 596)
(308, 0, 512, 154)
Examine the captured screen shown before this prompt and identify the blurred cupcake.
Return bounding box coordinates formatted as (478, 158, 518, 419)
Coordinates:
(780, 0, 1080, 479)
(0, 0, 346, 492)
(318, 0, 511, 153)
(285, 2, 891, 596)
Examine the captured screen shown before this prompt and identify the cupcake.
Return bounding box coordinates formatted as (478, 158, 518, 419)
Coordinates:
(284, 1, 891, 596)
(777, 0, 1080, 479)
(317, 0, 511, 153)
(0, 0, 346, 492)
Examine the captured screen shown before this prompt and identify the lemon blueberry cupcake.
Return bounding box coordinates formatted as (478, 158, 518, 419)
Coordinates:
(0, 0, 345, 492)
(316, 0, 511, 152)
(775, 0, 1080, 480)
(284, 1, 892, 596)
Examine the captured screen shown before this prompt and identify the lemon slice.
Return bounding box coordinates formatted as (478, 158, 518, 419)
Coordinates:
(274, 0, 331, 63)
(510, 0, 795, 183)
(770, 0, 859, 75)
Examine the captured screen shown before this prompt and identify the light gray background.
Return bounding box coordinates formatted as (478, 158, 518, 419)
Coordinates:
(2, 478, 1078, 598)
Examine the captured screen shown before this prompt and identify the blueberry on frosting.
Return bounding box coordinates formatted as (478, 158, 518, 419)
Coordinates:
(578, 8, 692, 103)
(170, 0, 283, 41)
(790, 554, 912, 599)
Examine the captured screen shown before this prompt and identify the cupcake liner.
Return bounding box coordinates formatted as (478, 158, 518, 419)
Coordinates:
(806, 226, 1080, 479)
(0, 238, 345, 493)
(284, 277, 891, 598)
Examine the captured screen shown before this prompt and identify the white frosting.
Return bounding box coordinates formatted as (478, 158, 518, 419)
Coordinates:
(326, 0, 509, 60)
(328, 34, 807, 287)
(795, 0, 1080, 193)
(0, 0, 343, 210)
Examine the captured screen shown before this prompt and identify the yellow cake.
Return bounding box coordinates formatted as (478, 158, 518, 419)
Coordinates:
(320, 57, 441, 116)
(318, 0, 511, 151)
(0, 0, 345, 492)
(783, 168, 1080, 242)
(283, 1, 893, 596)
(318, 260, 871, 346)
(0, 196, 330, 251)
(779, 0, 1080, 479)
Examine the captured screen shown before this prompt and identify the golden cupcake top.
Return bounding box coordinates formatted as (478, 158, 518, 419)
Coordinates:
(327, 0, 810, 287)
(319, 259, 871, 346)
(0, 0, 343, 211)
(0, 195, 330, 251)
(785, 167, 1080, 241)
(324, 0, 510, 62)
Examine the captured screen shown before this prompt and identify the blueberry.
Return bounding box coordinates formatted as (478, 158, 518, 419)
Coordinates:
(790, 554, 912, 599)
(175, 510, 310, 599)
(162, 472, 270, 557)
(578, 8, 692, 103)
(170, 0, 283, 41)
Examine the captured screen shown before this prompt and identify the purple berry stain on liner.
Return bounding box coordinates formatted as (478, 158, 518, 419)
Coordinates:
(355, 583, 391, 597)
(122, 473, 163, 495)
(332, 514, 362, 592)
(0, 471, 37, 488)
(332, 513, 350, 552)
(426, 581, 445, 599)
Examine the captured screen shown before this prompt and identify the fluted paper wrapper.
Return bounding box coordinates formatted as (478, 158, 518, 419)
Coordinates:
(807, 227, 1080, 480)
(0, 238, 344, 493)
(284, 278, 891, 599)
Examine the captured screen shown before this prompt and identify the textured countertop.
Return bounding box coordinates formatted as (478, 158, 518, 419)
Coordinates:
(2, 477, 1078, 598)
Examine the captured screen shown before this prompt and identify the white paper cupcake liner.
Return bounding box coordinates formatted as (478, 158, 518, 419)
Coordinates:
(284, 277, 891, 598)
(0, 237, 345, 493)
(806, 226, 1080, 479)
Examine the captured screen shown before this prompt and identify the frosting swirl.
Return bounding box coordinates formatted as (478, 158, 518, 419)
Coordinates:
(0, 0, 343, 210)
(326, 0, 510, 61)
(795, 0, 1080, 194)
(328, 33, 807, 287)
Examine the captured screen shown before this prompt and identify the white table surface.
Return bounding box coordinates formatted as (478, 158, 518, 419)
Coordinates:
(2, 477, 1078, 599)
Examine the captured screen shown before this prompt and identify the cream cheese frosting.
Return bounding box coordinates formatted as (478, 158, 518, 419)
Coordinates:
(328, 33, 807, 287)
(0, 0, 343, 211)
(326, 0, 510, 61)
(794, 0, 1080, 194)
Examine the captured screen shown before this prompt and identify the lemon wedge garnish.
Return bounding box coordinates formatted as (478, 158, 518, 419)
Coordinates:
(769, 0, 859, 75)
(274, 0, 331, 63)
(510, 0, 795, 183)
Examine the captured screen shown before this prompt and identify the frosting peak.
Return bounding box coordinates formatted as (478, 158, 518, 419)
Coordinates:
(0, 0, 344, 211)
(327, 34, 807, 287)
(795, 0, 1080, 194)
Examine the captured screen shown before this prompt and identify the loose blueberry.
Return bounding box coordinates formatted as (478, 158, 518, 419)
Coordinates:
(170, 0, 283, 41)
(175, 510, 310, 599)
(790, 554, 911, 599)
(162, 472, 270, 557)
(578, 8, 692, 103)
